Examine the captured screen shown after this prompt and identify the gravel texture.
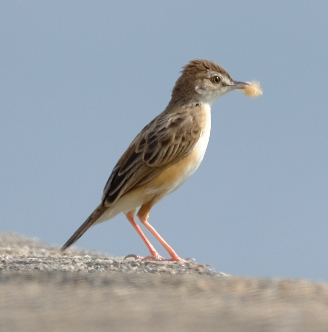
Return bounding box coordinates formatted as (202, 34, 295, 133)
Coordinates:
(0, 232, 327, 332)
(0, 232, 220, 276)
(0, 256, 218, 275)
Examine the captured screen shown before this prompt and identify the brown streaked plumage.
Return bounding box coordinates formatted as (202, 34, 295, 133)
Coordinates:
(61, 59, 253, 261)
(102, 103, 207, 206)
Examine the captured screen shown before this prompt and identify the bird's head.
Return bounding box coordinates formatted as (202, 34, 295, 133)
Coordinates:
(170, 59, 248, 106)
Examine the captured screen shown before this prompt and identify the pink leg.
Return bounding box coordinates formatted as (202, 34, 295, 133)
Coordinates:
(137, 213, 184, 262)
(125, 211, 165, 260)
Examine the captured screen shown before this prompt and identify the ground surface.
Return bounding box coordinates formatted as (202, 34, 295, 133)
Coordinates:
(0, 233, 327, 332)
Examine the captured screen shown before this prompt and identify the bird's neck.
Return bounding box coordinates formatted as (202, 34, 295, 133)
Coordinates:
(165, 94, 214, 114)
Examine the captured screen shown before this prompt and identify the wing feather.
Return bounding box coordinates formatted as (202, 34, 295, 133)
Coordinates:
(102, 105, 205, 207)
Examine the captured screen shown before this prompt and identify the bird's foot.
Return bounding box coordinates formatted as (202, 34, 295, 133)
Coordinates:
(124, 253, 166, 261)
(124, 254, 185, 262)
(124, 255, 215, 271)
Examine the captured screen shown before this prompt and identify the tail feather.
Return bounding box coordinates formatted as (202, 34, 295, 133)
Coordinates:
(61, 203, 107, 251)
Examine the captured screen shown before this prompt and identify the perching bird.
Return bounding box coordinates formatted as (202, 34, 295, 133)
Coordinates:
(61, 59, 261, 261)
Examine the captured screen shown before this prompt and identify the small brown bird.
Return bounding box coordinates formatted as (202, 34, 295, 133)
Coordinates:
(61, 59, 257, 261)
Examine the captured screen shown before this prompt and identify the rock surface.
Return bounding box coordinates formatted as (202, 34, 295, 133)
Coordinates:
(0, 232, 327, 332)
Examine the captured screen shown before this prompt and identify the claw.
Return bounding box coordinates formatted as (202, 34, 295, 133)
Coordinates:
(142, 255, 166, 261)
(185, 257, 197, 263)
(124, 254, 144, 260)
(124, 253, 181, 261)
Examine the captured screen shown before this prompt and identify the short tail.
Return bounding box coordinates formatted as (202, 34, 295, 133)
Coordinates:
(61, 203, 107, 251)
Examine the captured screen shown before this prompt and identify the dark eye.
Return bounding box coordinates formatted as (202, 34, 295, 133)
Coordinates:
(211, 76, 221, 83)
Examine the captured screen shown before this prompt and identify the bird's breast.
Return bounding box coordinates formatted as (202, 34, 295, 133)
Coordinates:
(192, 103, 211, 166)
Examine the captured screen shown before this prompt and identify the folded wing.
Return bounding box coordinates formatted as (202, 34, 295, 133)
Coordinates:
(102, 105, 203, 207)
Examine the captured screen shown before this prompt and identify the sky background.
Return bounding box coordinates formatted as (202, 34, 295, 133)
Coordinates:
(1, 1, 327, 282)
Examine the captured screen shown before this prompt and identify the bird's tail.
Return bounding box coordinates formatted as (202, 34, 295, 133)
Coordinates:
(61, 203, 107, 251)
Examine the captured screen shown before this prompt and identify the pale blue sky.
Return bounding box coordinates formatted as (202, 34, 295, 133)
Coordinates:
(1, 1, 327, 281)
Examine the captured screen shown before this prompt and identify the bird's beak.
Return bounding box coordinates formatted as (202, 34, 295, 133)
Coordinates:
(229, 80, 249, 90)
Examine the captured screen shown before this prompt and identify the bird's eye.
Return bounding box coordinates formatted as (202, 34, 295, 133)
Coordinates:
(211, 76, 221, 84)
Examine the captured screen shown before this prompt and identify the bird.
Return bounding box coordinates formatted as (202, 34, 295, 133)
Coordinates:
(61, 59, 252, 261)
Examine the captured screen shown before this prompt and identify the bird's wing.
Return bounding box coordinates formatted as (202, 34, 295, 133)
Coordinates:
(102, 105, 205, 206)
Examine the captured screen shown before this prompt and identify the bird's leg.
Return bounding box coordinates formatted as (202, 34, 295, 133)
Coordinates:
(125, 210, 165, 261)
(137, 203, 184, 262)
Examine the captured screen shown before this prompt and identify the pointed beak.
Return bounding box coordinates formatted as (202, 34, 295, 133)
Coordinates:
(229, 80, 249, 90)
